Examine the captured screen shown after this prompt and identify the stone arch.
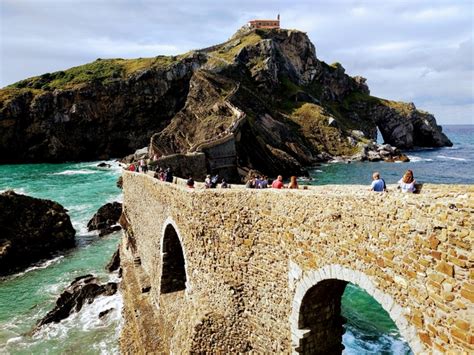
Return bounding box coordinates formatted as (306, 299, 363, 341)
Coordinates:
(160, 217, 189, 294)
(290, 264, 423, 354)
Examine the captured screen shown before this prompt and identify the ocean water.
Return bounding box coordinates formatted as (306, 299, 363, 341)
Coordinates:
(0, 161, 123, 354)
(305, 125, 474, 185)
(0, 125, 471, 354)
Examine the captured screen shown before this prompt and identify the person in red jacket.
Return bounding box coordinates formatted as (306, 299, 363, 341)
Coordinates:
(272, 175, 284, 189)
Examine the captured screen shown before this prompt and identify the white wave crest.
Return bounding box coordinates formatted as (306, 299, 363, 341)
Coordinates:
(0, 187, 27, 195)
(10, 256, 64, 278)
(52, 170, 98, 175)
(32, 290, 123, 342)
(436, 155, 467, 161)
(407, 155, 422, 162)
(407, 155, 435, 163)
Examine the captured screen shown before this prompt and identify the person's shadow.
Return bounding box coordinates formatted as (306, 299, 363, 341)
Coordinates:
(414, 183, 423, 194)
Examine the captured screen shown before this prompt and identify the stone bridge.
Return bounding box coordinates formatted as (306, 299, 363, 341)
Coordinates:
(119, 172, 473, 354)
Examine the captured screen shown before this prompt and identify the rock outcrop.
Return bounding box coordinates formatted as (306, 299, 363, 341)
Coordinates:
(0, 54, 206, 163)
(87, 202, 122, 236)
(106, 248, 120, 272)
(34, 274, 117, 330)
(0, 190, 76, 276)
(0, 28, 451, 179)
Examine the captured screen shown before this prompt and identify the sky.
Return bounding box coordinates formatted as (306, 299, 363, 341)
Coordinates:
(1, 0, 473, 124)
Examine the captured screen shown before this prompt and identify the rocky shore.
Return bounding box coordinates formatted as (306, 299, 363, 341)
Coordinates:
(0, 190, 76, 276)
(34, 274, 118, 331)
(87, 202, 122, 236)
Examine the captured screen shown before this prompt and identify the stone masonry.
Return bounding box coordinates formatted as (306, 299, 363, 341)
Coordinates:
(120, 171, 473, 354)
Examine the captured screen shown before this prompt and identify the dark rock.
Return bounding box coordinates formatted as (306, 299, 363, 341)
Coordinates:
(99, 225, 122, 237)
(0, 190, 75, 276)
(383, 153, 410, 163)
(34, 275, 117, 330)
(98, 308, 114, 319)
(97, 162, 111, 168)
(0, 54, 207, 164)
(106, 248, 120, 273)
(87, 202, 122, 236)
(116, 176, 123, 189)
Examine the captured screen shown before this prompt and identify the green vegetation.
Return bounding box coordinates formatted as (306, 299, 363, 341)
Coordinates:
(288, 103, 357, 156)
(274, 75, 306, 112)
(8, 55, 181, 91)
(0, 87, 44, 107)
(379, 98, 414, 115)
(210, 32, 262, 63)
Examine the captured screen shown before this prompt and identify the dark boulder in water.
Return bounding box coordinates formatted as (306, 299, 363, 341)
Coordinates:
(0, 190, 76, 276)
(98, 308, 114, 319)
(106, 248, 120, 273)
(34, 274, 117, 330)
(97, 162, 111, 168)
(116, 176, 123, 189)
(87, 202, 122, 236)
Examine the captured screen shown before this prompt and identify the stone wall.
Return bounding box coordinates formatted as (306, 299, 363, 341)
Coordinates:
(120, 171, 473, 353)
(152, 152, 207, 180)
(201, 136, 238, 182)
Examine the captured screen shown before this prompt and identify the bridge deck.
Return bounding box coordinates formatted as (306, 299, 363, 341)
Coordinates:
(120, 171, 473, 354)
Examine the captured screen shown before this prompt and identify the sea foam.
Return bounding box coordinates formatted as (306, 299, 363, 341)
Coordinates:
(52, 170, 98, 175)
(436, 155, 467, 161)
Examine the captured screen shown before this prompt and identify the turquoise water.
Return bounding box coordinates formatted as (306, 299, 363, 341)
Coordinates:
(306, 125, 474, 185)
(0, 161, 123, 354)
(342, 285, 412, 354)
(0, 125, 471, 353)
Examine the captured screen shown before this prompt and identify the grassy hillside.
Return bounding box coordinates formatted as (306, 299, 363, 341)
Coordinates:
(7, 55, 182, 91)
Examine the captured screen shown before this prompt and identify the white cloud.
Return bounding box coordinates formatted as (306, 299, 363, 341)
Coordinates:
(351, 6, 369, 17)
(0, 0, 473, 124)
(402, 5, 462, 22)
(83, 38, 180, 57)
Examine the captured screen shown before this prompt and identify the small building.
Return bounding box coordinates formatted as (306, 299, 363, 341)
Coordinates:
(248, 14, 280, 29)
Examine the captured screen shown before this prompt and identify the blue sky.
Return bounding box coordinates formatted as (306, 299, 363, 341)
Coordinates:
(1, 0, 472, 124)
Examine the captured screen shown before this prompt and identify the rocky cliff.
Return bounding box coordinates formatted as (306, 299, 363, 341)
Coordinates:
(0, 28, 451, 176)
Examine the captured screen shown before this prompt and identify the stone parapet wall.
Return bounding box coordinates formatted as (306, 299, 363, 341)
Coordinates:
(120, 171, 473, 353)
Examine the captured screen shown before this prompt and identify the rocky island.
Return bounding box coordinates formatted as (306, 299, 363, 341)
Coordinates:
(0, 27, 451, 181)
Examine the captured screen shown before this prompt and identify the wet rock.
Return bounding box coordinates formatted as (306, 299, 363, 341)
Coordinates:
(116, 176, 123, 189)
(328, 117, 337, 127)
(98, 308, 114, 319)
(97, 162, 111, 168)
(106, 248, 121, 273)
(0, 190, 75, 276)
(34, 275, 117, 330)
(87, 202, 122, 236)
(385, 154, 410, 163)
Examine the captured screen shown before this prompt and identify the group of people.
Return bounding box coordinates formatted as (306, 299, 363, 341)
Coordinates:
(153, 167, 174, 183)
(127, 159, 417, 194)
(127, 159, 149, 173)
(370, 169, 417, 193)
(245, 175, 300, 189)
(186, 174, 230, 189)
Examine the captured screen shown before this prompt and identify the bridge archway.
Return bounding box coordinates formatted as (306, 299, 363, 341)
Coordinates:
(290, 264, 422, 354)
(160, 218, 189, 294)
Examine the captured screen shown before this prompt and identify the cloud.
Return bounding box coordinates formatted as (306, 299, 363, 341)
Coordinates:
(0, 0, 472, 124)
(402, 5, 462, 22)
